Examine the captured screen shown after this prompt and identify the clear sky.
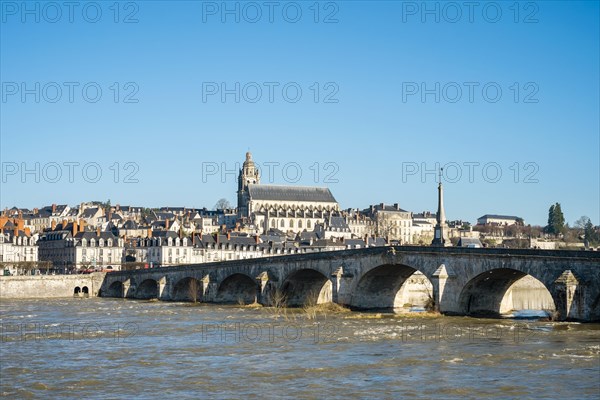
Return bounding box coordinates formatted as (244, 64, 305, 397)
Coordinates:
(1, 0, 598, 226)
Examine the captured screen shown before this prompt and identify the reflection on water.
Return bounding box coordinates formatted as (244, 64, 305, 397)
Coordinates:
(1, 298, 599, 399)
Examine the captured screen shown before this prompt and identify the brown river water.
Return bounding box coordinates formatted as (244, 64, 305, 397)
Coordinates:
(1, 298, 599, 399)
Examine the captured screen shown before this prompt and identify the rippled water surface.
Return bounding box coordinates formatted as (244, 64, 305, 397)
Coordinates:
(1, 299, 599, 399)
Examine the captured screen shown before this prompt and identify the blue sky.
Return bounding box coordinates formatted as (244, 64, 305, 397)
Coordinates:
(1, 0, 598, 226)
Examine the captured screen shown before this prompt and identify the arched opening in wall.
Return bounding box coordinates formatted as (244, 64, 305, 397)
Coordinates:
(82, 286, 89, 297)
(136, 279, 159, 300)
(172, 277, 203, 302)
(216, 274, 257, 305)
(280, 269, 331, 307)
(73, 286, 81, 297)
(350, 264, 433, 312)
(458, 268, 556, 319)
(105, 281, 124, 297)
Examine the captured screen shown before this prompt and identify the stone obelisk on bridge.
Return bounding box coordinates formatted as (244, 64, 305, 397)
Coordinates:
(432, 168, 451, 247)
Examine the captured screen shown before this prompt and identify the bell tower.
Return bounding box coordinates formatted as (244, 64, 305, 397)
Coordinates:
(237, 152, 260, 218)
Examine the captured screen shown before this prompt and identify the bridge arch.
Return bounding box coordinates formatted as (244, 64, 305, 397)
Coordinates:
(280, 269, 331, 307)
(216, 273, 257, 305)
(458, 268, 556, 317)
(105, 281, 125, 297)
(350, 263, 433, 311)
(136, 279, 159, 299)
(172, 277, 203, 302)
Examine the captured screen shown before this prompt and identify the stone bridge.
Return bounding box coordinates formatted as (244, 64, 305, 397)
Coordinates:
(100, 246, 600, 321)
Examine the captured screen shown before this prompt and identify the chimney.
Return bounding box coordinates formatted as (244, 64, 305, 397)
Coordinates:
(394, 203, 399, 210)
(52, 204, 56, 214)
(165, 219, 170, 229)
(72, 220, 78, 237)
(192, 234, 196, 246)
(380, 203, 384, 209)
(14, 228, 19, 237)
(96, 227, 101, 236)
(227, 232, 231, 240)
(255, 235, 260, 244)
(17, 218, 24, 230)
(62, 219, 67, 228)
(33, 208, 38, 214)
(147, 228, 152, 238)
(51, 220, 57, 231)
(79, 220, 86, 232)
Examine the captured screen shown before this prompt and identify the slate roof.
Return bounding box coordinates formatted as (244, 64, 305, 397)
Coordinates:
(248, 184, 337, 203)
(365, 204, 409, 213)
(327, 216, 350, 230)
(81, 207, 100, 218)
(122, 220, 139, 229)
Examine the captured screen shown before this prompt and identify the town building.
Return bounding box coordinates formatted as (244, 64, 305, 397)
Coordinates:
(363, 203, 413, 244)
(477, 214, 523, 226)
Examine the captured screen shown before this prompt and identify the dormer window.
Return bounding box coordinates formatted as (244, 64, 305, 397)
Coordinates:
(90, 239, 95, 247)
(81, 239, 87, 247)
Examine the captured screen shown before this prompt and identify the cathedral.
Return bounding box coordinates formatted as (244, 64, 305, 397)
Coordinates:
(237, 152, 340, 234)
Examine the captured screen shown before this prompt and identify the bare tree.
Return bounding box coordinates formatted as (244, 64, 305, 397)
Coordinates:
(214, 198, 231, 210)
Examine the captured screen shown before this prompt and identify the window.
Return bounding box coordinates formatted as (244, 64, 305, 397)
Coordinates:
(289, 219, 294, 228)
(298, 220, 303, 228)
(280, 219, 285, 228)
(307, 220, 312, 229)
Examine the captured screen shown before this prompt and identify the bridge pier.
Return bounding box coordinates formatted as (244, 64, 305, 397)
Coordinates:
(432, 264, 455, 313)
(158, 277, 169, 300)
(331, 267, 353, 305)
(256, 272, 272, 306)
(201, 275, 211, 301)
(554, 270, 586, 321)
(121, 279, 131, 298)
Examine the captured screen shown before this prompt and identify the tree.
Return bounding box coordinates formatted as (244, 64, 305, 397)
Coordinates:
(546, 203, 565, 236)
(584, 219, 599, 246)
(574, 216, 590, 231)
(214, 198, 231, 210)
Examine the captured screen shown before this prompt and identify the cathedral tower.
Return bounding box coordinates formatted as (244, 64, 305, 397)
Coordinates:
(237, 152, 260, 218)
